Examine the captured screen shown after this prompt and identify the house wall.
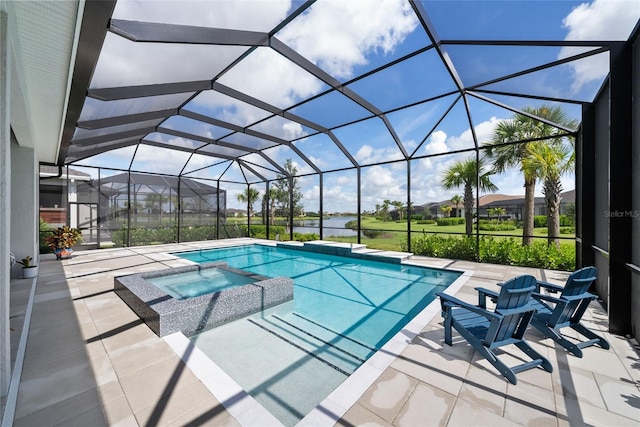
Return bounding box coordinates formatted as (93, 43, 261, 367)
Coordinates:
(631, 29, 640, 341)
(0, 9, 10, 398)
(10, 142, 38, 278)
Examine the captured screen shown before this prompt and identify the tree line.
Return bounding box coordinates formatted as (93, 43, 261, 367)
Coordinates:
(442, 105, 576, 247)
(236, 159, 304, 225)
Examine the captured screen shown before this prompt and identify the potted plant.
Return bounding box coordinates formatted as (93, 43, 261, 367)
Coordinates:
(17, 255, 38, 278)
(45, 226, 82, 260)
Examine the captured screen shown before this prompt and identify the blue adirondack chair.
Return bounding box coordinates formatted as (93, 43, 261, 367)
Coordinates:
(529, 266, 609, 358)
(437, 275, 552, 385)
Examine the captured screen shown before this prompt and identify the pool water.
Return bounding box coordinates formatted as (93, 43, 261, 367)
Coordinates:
(176, 245, 460, 425)
(147, 267, 256, 299)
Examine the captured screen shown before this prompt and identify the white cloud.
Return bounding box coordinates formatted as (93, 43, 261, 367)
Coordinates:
(278, 0, 418, 79)
(355, 145, 373, 161)
(563, 0, 639, 41)
(360, 166, 405, 202)
(130, 143, 192, 174)
(113, 0, 292, 32)
(423, 130, 448, 154)
(353, 144, 405, 164)
(217, 48, 326, 109)
(560, 0, 640, 92)
(423, 117, 502, 155)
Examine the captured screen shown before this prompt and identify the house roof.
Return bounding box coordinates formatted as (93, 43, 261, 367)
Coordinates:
(482, 190, 575, 208)
(39, 165, 92, 180)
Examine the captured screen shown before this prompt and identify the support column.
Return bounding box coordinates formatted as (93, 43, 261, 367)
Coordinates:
(578, 104, 596, 268)
(357, 167, 361, 245)
(0, 10, 12, 399)
(10, 145, 38, 271)
(608, 43, 633, 335)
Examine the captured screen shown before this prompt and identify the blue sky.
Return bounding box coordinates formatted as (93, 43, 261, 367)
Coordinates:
(73, 0, 640, 213)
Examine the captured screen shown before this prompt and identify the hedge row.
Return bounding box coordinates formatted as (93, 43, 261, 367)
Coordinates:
(406, 234, 575, 271)
(111, 224, 319, 246)
(534, 215, 575, 228)
(476, 220, 517, 231)
(436, 217, 465, 226)
(416, 219, 436, 225)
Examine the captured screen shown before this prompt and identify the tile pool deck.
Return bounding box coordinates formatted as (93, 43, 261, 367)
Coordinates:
(4, 238, 639, 426)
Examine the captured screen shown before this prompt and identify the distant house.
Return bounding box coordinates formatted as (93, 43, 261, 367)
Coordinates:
(413, 190, 575, 220)
(478, 190, 575, 220)
(39, 165, 92, 227)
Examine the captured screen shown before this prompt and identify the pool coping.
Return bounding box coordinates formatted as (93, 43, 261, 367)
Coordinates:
(161, 244, 473, 426)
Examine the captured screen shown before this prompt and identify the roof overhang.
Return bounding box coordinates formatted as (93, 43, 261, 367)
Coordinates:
(4, 0, 86, 163)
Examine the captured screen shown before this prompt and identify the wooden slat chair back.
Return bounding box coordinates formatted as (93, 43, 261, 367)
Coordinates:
(530, 266, 610, 357)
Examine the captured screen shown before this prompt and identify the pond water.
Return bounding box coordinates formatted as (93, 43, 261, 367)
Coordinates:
(292, 216, 358, 237)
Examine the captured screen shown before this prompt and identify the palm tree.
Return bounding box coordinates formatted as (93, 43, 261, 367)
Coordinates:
(392, 201, 404, 220)
(442, 158, 498, 236)
(237, 187, 261, 219)
(380, 200, 391, 222)
(522, 142, 574, 247)
(450, 195, 462, 217)
(484, 105, 577, 245)
(440, 205, 452, 217)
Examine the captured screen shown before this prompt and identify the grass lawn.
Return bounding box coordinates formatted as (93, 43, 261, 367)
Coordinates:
(219, 216, 575, 253)
(324, 217, 575, 252)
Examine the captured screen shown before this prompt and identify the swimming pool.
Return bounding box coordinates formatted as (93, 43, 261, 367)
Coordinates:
(175, 244, 461, 426)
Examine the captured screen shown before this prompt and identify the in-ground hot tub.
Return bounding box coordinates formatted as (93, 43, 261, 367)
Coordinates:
(114, 262, 293, 337)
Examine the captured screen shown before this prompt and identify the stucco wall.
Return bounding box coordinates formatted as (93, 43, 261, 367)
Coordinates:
(631, 30, 640, 341)
(10, 141, 38, 278)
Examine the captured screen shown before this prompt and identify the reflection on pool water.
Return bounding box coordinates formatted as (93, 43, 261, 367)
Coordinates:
(176, 244, 461, 426)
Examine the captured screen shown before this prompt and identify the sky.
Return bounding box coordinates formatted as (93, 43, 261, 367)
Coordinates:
(72, 0, 640, 213)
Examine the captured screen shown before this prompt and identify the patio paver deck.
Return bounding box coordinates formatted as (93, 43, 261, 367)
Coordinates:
(5, 239, 639, 426)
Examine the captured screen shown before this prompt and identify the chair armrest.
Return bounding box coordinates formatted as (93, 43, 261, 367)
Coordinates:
(475, 287, 499, 309)
(436, 292, 501, 322)
(536, 280, 563, 293)
(532, 292, 563, 305)
(495, 303, 538, 317)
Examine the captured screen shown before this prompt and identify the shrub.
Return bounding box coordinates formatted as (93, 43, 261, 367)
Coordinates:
(559, 215, 574, 227)
(408, 233, 575, 271)
(477, 220, 517, 231)
(344, 220, 358, 230)
(180, 225, 217, 242)
(411, 214, 423, 221)
(559, 227, 576, 234)
(534, 215, 547, 228)
(408, 233, 476, 261)
(436, 217, 465, 226)
(247, 225, 285, 239)
(293, 232, 319, 242)
(362, 229, 383, 238)
(416, 219, 436, 225)
(39, 217, 53, 254)
(534, 215, 573, 229)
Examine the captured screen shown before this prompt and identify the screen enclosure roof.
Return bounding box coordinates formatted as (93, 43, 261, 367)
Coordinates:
(59, 0, 640, 184)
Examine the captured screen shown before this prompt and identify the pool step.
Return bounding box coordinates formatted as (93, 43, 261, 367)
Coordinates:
(277, 313, 375, 361)
(247, 313, 374, 375)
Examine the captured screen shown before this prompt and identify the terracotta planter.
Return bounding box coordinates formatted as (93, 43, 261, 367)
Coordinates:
(54, 248, 74, 260)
